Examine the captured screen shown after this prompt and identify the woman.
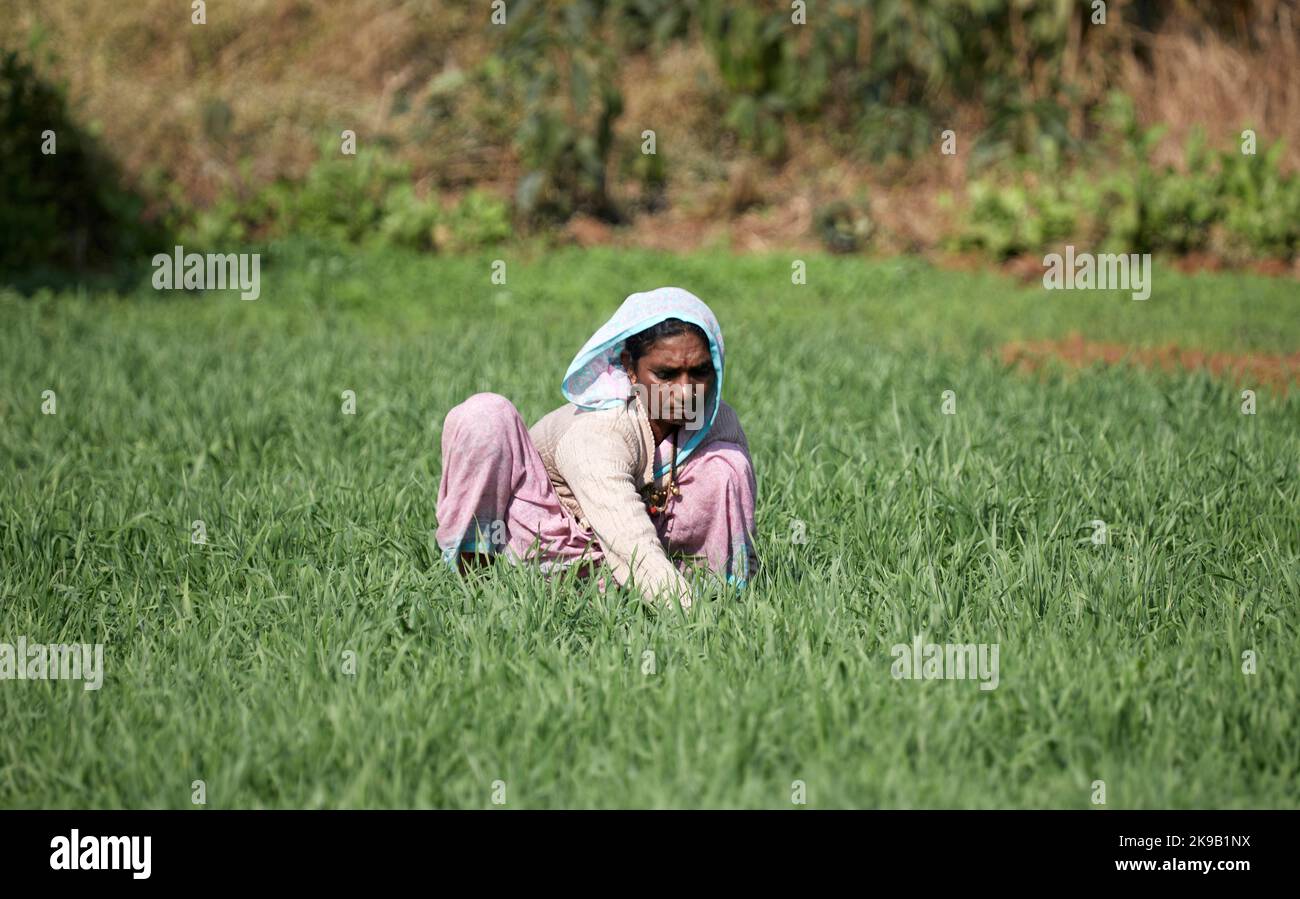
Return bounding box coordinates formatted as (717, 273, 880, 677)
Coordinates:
(435, 286, 757, 609)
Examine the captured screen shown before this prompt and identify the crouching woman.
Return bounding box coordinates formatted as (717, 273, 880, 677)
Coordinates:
(434, 287, 757, 609)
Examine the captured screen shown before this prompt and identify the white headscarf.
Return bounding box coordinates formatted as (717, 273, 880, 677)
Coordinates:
(561, 287, 725, 476)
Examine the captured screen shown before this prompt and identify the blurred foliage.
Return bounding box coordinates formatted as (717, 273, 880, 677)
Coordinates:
(953, 94, 1300, 260)
(483, 0, 1123, 191)
(489, 0, 699, 224)
(611, 0, 694, 51)
(0, 49, 165, 277)
(694, 0, 1123, 165)
(1217, 142, 1300, 259)
(852, 105, 936, 165)
(699, 2, 804, 162)
(497, 0, 627, 225)
(5, 1, 1297, 270)
(814, 196, 874, 254)
(186, 146, 510, 253)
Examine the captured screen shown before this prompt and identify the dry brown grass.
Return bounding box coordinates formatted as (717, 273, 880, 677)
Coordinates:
(1120, 6, 1300, 172)
(3, 0, 493, 204)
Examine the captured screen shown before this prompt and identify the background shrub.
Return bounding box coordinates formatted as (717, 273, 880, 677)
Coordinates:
(0, 49, 164, 277)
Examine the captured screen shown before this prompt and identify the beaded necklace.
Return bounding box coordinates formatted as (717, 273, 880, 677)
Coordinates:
(644, 425, 681, 519)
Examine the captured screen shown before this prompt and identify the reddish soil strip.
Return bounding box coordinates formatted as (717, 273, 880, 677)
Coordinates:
(999, 333, 1300, 390)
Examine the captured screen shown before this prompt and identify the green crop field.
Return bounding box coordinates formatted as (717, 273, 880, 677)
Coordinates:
(1, 243, 1297, 808)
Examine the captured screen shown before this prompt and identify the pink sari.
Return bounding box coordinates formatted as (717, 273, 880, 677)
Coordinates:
(435, 392, 757, 589)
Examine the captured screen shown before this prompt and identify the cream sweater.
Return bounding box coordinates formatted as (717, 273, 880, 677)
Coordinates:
(529, 395, 749, 608)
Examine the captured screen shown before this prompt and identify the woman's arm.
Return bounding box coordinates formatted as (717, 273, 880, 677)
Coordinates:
(554, 420, 693, 610)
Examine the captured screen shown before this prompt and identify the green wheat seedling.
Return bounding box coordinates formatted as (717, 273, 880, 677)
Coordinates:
(1, 244, 1296, 808)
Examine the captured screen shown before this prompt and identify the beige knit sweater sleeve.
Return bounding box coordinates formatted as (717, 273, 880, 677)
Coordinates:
(553, 414, 693, 610)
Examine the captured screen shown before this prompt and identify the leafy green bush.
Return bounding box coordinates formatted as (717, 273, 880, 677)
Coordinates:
(1217, 141, 1300, 259)
(183, 147, 510, 253)
(693, 0, 1130, 166)
(698, 2, 807, 162)
(182, 149, 404, 248)
(610, 0, 695, 52)
(441, 189, 512, 252)
(277, 150, 411, 245)
(855, 105, 936, 165)
(951, 183, 1053, 260)
(497, 0, 626, 225)
(954, 95, 1300, 261)
(376, 184, 442, 251)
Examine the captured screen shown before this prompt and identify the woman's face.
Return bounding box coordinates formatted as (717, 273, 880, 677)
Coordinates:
(622, 332, 715, 430)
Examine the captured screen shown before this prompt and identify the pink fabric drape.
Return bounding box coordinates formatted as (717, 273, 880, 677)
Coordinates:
(435, 392, 757, 588)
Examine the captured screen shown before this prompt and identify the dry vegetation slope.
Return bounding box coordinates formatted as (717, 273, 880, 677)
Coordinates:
(4, 0, 1299, 253)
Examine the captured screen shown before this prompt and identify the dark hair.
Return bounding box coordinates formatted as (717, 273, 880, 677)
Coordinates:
(624, 318, 710, 364)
